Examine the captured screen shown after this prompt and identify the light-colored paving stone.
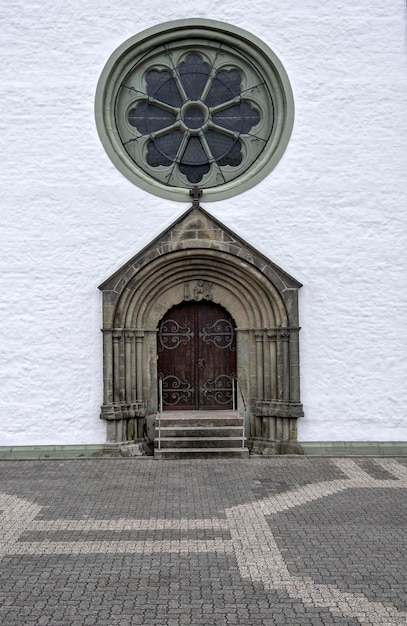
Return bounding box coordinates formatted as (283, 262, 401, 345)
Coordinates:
(0, 458, 406, 625)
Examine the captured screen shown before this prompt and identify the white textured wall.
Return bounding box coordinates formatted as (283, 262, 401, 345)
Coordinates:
(1, 1, 406, 445)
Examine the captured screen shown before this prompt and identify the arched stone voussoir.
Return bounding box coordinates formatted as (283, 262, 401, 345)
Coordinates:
(119, 250, 286, 330)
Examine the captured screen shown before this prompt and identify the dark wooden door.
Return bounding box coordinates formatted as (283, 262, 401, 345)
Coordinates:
(157, 301, 236, 410)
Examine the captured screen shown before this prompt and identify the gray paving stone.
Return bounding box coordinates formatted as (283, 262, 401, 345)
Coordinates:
(0, 458, 406, 624)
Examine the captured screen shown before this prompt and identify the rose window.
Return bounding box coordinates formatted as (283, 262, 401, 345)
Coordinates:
(123, 53, 262, 185)
(96, 20, 294, 201)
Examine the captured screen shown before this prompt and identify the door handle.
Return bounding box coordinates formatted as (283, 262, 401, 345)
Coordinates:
(197, 358, 205, 368)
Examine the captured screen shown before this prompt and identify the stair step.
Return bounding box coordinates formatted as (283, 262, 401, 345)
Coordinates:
(156, 437, 245, 449)
(154, 447, 249, 460)
(159, 427, 243, 437)
(156, 417, 242, 427)
(154, 410, 248, 459)
(156, 410, 241, 427)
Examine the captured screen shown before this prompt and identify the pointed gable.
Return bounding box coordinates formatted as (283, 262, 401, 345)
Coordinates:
(99, 206, 301, 297)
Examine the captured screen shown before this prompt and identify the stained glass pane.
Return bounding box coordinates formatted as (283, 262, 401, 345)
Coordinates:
(213, 102, 260, 133)
(240, 102, 260, 132)
(129, 103, 175, 133)
(179, 136, 210, 183)
(179, 161, 211, 183)
(205, 70, 241, 107)
(218, 141, 242, 166)
(146, 70, 183, 106)
(147, 131, 184, 166)
(183, 107, 205, 129)
(178, 54, 211, 100)
(147, 143, 172, 167)
(180, 136, 208, 166)
(205, 130, 242, 166)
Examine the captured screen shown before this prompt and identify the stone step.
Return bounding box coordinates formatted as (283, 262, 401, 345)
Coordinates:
(155, 410, 243, 428)
(156, 437, 245, 449)
(157, 419, 243, 428)
(154, 410, 249, 459)
(158, 426, 243, 438)
(154, 447, 250, 460)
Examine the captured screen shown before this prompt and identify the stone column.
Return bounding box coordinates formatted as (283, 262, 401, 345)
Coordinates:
(124, 332, 134, 402)
(289, 328, 300, 403)
(255, 332, 264, 400)
(276, 333, 283, 400)
(269, 416, 276, 440)
(131, 332, 136, 402)
(267, 332, 277, 399)
(135, 331, 145, 402)
(112, 332, 122, 402)
(102, 330, 113, 405)
(281, 329, 290, 401)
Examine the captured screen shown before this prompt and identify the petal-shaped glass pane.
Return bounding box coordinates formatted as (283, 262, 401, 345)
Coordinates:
(213, 102, 260, 134)
(179, 136, 210, 183)
(205, 130, 242, 166)
(217, 141, 242, 166)
(129, 103, 176, 133)
(178, 54, 211, 100)
(180, 136, 208, 166)
(205, 70, 241, 107)
(179, 161, 211, 183)
(147, 131, 184, 166)
(146, 70, 183, 106)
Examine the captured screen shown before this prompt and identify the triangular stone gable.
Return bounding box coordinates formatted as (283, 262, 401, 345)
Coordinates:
(99, 206, 302, 296)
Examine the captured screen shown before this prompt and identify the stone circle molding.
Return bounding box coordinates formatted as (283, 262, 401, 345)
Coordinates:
(95, 19, 294, 202)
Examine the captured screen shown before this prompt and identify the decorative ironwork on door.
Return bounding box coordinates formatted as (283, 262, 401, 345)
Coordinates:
(157, 301, 236, 410)
(199, 319, 235, 350)
(158, 320, 194, 351)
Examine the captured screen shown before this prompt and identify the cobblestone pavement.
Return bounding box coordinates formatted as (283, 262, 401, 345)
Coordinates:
(0, 457, 407, 625)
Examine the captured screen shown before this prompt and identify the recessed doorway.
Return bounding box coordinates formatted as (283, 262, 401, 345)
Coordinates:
(157, 301, 236, 410)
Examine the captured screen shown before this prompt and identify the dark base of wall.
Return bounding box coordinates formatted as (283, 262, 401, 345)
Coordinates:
(301, 442, 407, 456)
(249, 438, 304, 455)
(0, 445, 108, 460)
(0, 441, 407, 460)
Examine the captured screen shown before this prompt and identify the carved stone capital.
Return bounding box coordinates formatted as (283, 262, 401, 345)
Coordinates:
(254, 400, 304, 418)
(100, 402, 146, 421)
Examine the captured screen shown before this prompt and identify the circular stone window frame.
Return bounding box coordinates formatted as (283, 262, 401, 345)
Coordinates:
(95, 19, 294, 202)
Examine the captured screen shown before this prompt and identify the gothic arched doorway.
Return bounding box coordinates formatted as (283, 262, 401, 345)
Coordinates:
(99, 205, 304, 453)
(158, 301, 236, 410)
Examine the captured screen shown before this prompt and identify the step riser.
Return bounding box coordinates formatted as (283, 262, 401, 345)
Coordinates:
(156, 439, 245, 449)
(156, 419, 242, 428)
(154, 449, 250, 460)
(158, 428, 243, 438)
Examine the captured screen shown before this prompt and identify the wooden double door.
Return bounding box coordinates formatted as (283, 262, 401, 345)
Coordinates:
(158, 301, 236, 410)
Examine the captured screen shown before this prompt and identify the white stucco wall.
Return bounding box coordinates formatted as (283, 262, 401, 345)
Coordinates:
(1, 1, 406, 445)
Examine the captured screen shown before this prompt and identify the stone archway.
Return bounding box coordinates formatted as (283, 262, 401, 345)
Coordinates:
(99, 205, 304, 454)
